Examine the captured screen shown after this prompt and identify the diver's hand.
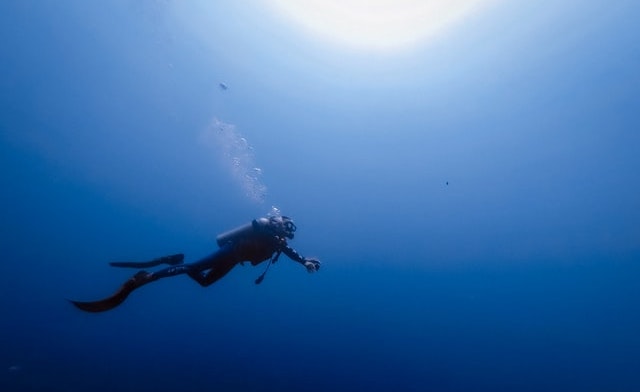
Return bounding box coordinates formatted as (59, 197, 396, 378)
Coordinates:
(304, 258, 321, 273)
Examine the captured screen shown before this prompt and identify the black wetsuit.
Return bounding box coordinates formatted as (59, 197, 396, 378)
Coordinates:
(70, 227, 314, 313)
(153, 232, 307, 287)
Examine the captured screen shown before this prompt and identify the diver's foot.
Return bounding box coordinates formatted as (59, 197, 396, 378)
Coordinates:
(133, 270, 151, 280)
(125, 271, 155, 289)
(159, 253, 184, 266)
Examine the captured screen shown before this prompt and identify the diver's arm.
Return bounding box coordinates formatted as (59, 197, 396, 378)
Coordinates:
(281, 245, 320, 272)
(281, 244, 305, 263)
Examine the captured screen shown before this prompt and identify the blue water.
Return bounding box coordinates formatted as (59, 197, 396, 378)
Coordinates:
(2, 1, 639, 391)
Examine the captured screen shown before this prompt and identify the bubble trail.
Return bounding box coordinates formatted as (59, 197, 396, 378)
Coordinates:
(201, 118, 267, 204)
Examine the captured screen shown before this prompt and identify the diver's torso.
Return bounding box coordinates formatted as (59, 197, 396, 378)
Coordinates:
(233, 233, 282, 265)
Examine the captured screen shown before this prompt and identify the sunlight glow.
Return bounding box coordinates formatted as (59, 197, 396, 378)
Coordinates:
(267, 0, 496, 51)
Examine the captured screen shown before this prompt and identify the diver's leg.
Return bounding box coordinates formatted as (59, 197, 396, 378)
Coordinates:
(147, 263, 195, 280)
(187, 258, 238, 287)
(70, 256, 197, 312)
(70, 249, 236, 312)
(70, 261, 201, 313)
(183, 246, 238, 287)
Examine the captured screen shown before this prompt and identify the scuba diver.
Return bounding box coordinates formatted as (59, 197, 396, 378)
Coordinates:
(70, 214, 321, 312)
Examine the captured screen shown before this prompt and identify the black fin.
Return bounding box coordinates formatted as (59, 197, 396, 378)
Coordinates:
(69, 271, 150, 313)
(109, 253, 184, 269)
(69, 290, 130, 313)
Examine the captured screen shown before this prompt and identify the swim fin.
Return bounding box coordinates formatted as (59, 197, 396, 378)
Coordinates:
(69, 271, 153, 313)
(109, 253, 184, 269)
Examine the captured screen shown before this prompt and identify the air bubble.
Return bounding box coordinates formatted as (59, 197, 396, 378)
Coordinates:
(202, 119, 267, 204)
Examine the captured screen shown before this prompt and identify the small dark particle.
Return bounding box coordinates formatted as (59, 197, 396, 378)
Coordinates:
(219, 82, 228, 90)
(446, 181, 449, 185)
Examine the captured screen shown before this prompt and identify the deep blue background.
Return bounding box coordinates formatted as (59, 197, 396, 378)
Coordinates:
(1, 1, 639, 391)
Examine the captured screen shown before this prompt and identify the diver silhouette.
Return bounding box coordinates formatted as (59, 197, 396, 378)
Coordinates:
(70, 215, 321, 312)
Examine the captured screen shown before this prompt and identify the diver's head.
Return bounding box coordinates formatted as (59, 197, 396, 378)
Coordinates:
(268, 215, 297, 239)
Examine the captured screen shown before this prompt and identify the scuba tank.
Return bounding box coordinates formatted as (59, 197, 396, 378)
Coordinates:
(216, 218, 271, 247)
